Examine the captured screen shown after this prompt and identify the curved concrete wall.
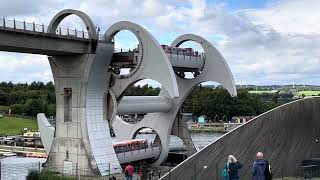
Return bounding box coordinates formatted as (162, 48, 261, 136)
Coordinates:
(37, 113, 55, 154)
(161, 97, 320, 180)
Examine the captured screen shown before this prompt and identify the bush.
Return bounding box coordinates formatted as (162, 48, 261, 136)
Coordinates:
(25, 99, 46, 116)
(0, 105, 9, 114)
(26, 170, 40, 180)
(26, 170, 75, 180)
(10, 104, 25, 114)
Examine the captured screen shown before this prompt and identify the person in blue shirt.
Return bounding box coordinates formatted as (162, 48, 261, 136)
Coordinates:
(251, 152, 272, 180)
(224, 155, 243, 180)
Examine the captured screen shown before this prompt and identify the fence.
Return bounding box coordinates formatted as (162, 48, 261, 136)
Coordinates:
(0, 17, 92, 40)
(0, 158, 319, 180)
(0, 160, 320, 180)
(158, 161, 320, 180)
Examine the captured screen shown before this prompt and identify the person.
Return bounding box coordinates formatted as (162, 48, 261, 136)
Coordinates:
(147, 170, 152, 180)
(124, 164, 134, 180)
(251, 152, 272, 180)
(224, 155, 242, 180)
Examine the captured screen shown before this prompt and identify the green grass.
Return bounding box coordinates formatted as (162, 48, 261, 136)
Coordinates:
(296, 91, 320, 96)
(0, 116, 38, 136)
(248, 90, 280, 94)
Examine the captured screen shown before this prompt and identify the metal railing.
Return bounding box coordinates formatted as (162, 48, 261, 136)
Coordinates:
(0, 17, 91, 40)
(1, 159, 319, 180)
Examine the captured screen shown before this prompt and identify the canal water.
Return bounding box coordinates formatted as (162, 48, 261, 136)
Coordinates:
(190, 132, 223, 149)
(0, 133, 223, 179)
(0, 157, 46, 180)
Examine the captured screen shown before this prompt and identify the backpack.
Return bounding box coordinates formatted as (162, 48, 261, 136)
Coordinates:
(265, 161, 272, 180)
(222, 163, 230, 180)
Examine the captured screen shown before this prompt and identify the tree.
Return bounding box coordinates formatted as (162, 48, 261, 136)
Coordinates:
(272, 92, 280, 103)
(24, 99, 46, 116)
(10, 104, 26, 114)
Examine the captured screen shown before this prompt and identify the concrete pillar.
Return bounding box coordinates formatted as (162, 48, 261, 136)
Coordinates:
(47, 43, 121, 176)
(48, 54, 97, 175)
(171, 113, 197, 157)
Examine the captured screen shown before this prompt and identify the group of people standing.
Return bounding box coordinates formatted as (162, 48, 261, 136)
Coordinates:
(123, 152, 271, 180)
(223, 152, 272, 180)
(124, 163, 160, 180)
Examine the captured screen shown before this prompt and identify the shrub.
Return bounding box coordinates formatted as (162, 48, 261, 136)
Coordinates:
(26, 170, 40, 180)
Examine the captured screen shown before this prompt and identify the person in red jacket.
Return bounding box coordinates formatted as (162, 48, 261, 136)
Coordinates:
(124, 164, 134, 180)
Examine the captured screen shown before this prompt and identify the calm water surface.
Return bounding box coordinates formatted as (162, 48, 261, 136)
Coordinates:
(0, 157, 46, 180)
(190, 132, 223, 149)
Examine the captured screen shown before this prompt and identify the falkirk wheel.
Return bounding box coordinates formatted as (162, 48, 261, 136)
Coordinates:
(37, 9, 237, 176)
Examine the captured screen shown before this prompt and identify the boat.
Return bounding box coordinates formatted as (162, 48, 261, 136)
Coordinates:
(2, 152, 17, 157)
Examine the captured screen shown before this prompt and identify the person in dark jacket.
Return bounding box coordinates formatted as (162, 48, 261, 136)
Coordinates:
(227, 155, 243, 180)
(251, 152, 272, 180)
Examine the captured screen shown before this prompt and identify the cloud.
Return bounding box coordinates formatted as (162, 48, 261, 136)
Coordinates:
(246, 0, 320, 35)
(0, 52, 51, 83)
(0, 0, 320, 86)
(0, 0, 63, 17)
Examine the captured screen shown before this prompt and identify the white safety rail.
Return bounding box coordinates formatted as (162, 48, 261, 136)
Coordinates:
(0, 17, 95, 40)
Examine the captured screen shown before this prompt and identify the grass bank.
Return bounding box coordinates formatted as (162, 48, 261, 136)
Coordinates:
(296, 91, 320, 96)
(0, 116, 38, 136)
(188, 126, 226, 133)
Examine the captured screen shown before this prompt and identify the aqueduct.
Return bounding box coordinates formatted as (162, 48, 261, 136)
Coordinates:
(38, 9, 235, 176)
(0, 9, 237, 176)
(1, 8, 319, 179)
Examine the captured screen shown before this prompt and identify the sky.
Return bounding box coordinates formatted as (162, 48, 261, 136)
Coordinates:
(0, 0, 320, 86)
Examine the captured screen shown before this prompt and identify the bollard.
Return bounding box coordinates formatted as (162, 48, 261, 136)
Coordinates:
(76, 162, 79, 180)
(168, 165, 171, 180)
(193, 163, 196, 180)
(216, 165, 218, 180)
(108, 163, 111, 179)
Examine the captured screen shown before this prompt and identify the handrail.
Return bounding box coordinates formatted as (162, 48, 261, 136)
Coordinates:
(0, 17, 97, 40)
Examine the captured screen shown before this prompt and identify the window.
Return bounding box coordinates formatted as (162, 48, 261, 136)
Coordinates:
(64, 88, 72, 122)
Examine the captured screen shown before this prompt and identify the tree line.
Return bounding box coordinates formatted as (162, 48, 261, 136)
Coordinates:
(0, 81, 293, 120)
(0, 81, 55, 116)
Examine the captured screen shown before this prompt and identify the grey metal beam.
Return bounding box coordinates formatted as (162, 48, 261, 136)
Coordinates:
(117, 96, 173, 115)
(0, 29, 96, 55)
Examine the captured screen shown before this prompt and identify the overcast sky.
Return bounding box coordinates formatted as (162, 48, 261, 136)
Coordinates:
(0, 0, 320, 86)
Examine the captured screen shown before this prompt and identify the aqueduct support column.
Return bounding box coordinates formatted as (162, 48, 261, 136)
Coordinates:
(45, 9, 121, 176)
(48, 54, 96, 175)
